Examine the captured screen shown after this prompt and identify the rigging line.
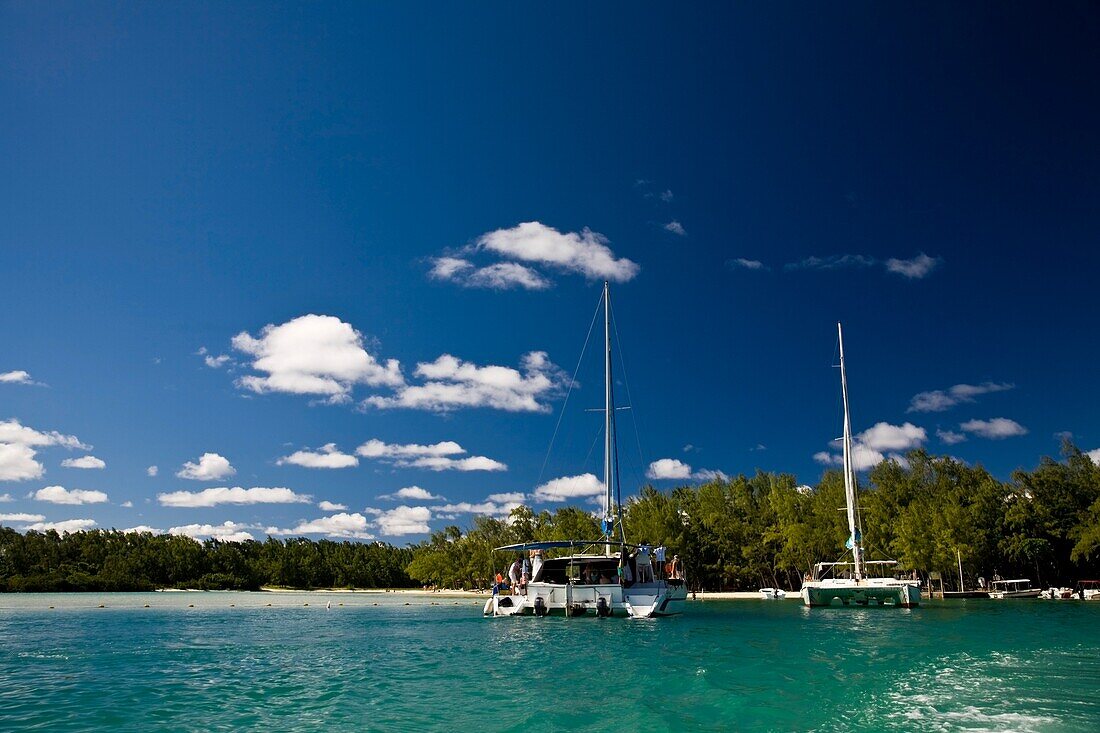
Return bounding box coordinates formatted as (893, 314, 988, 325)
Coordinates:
(581, 422, 604, 475)
(536, 290, 604, 488)
(610, 298, 647, 476)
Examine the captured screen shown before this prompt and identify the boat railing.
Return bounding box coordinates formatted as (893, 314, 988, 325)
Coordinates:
(811, 560, 906, 580)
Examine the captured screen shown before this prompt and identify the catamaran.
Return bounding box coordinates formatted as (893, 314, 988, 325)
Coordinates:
(800, 323, 922, 608)
(483, 283, 688, 619)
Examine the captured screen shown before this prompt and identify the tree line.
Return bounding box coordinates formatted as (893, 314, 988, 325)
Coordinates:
(3, 445, 1098, 592)
(0, 530, 415, 592)
(405, 445, 1100, 591)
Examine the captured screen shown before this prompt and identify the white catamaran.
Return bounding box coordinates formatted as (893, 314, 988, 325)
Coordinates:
(800, 323, 921, 609)
(483, 283, 688, 619)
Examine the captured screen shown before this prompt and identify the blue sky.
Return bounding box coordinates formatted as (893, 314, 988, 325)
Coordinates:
(2, 3, 1099, 543)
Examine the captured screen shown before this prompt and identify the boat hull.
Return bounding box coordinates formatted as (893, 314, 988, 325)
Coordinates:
(801, 579, 920, 608)
(989, 590, 1042, 599)
(484, 580, 687, 618)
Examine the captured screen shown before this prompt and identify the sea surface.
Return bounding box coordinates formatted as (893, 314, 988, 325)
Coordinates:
(2, 591, 1099, 732)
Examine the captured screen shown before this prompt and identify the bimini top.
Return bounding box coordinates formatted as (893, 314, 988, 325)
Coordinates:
(494, 540, 640, 552)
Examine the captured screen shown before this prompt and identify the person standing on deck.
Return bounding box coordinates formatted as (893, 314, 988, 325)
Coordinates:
(637, 544, 653, 583)
(654, 545, 667, 579)
(508, 558, 523, 594)
(530, 549, 544, 583)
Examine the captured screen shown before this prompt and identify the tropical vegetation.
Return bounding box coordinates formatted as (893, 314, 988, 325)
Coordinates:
(3, 445, 1099, 593)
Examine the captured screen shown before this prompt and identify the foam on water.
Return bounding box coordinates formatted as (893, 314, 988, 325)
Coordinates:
(1, 593, 1099, 731)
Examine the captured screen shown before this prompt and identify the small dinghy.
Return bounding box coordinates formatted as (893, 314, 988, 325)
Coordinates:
(759, 588, 786, 599)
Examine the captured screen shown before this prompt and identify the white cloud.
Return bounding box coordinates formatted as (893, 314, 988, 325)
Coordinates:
(61, 455, 106, 470)
(23, 518, 97, 533)
(429, 257, 474, 280)
(937, 429, 967, 445)
(486, 492, 526, 504)
(204, 354, 232, 369)
(0, 512, 45, 522)
(34, 486, 109, 505)
(468, 262, 551, 290)
(475, 222, 639, 282)
(647, 458, 725, 481)
(659, 189, 674, 202)
(373, 505, 431, 536)
(147, 465, 158, 477)
(0, 420, 89, 481)
(406, 455, 507, 472)
(364, 351, 566, 413)
(0, 370, 36, 385)
(120, 501, 133, 508)
(231, 314, 404, 403)
(1085, 448, 1100, 465)
(430, 258, 551, 290)
(380, 486, 444, 501)
(357, 439, 465, 458)
(533, 473, 605, 502)
(267, 512, 375, 540)
(813, 422, 924, 472)
(158, 486, 312, 508)
(431, 499, 521, 519)
(123, 525, 162, 534)
(647, 458, 692, 480)
(355, 438, 507, 471)
(960, 418, 1028, 439)
(169, 521, 255, 543)
(0, 493, 11, 502)
(857, 422, 927, 452)
(664, 221, 686, 236)
(727, 258, 766, 271)
(318, 500, 347, 511)
(278, 443, 359, 469)
(908, 382, 1014, 413)
(176, 453, 236, 481)
(0, 443, 44, 481)
(785, 254, 943, 279)
(786, 254, 877, 271)
(885, 253, 941, 279)
(0, 418, 88, 449)
(814, 447, 893, 472)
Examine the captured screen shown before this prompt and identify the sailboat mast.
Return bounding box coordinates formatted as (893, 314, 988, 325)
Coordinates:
(838, 322, 863, 580)
(603, 282, 614, 553)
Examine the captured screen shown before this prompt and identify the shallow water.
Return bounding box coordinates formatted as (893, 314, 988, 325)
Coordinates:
(2, 592, 1098, 731)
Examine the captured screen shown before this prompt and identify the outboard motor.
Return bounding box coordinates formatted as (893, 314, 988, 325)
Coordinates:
(596, 596, 611, 618)
(533, 596, 548, 617)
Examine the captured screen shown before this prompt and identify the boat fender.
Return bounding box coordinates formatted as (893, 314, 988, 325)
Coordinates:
(533, 596, 548, 617)
(596, 597, 611, 618)
(483, 598, 494, 616)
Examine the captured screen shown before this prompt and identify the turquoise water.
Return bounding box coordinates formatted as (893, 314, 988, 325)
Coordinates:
(2, 593, 1099, 732)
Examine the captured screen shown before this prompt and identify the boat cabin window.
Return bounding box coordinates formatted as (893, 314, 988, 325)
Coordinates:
(535, 557, 620, 585)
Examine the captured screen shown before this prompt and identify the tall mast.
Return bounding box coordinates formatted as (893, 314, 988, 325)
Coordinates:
(838, 322, 863, 580)
(603, 282, 614, 554)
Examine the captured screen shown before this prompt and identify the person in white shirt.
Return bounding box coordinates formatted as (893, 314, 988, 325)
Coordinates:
(530, 549, 544, 583)
(508, 558, 523, 594)
(636, 544, 653, 583)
